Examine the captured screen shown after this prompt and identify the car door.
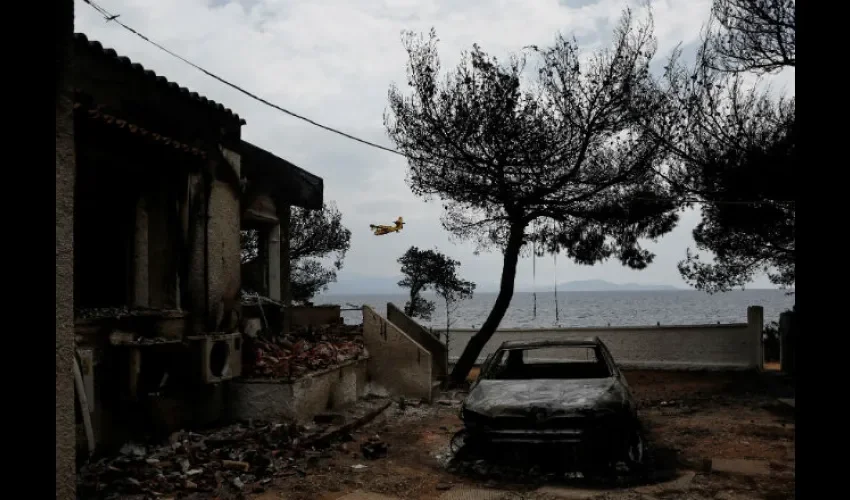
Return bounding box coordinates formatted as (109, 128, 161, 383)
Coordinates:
(472, 352, 497, 390)
(598, 341, 638, 412)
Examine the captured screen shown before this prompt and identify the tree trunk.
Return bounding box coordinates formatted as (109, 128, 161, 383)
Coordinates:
(445, 299, 451, 354)
(449, 223, 525, 385)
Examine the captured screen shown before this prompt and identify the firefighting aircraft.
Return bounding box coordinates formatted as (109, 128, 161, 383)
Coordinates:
(370, 217, 405, 236)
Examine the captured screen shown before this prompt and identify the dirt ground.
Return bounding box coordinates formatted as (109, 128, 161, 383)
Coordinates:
(252, 371, 795, 500)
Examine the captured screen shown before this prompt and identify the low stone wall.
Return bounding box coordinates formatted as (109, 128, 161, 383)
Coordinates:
(362, 306, 433, 401)
(448, 306, 764, 371)
(387, 303, 448, 382)
(228, 358, 368, 423)
(289, 305, 341, 328)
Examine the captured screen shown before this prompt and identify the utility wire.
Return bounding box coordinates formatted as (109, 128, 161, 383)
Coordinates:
(81, 0, 404, 157)
(80, 0, 795, 208)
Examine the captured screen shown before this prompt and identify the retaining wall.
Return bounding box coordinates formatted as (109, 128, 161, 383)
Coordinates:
(229, 358, 368, 423)
(448, 306, 764, 371)
(362, 306, 433, 401)
(289, 305, 342, 328)
(387, 303, 448, 382)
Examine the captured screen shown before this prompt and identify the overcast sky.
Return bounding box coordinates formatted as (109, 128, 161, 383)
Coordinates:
(75, 0, 794, 289)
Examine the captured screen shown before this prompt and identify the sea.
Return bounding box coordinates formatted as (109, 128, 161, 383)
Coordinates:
(313, 290, 795, 330)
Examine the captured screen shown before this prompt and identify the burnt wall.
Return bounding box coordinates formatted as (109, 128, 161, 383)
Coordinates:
(56, 0, 76, 496)
(73, 124, 186, 311)
(207, 177, 242, 332)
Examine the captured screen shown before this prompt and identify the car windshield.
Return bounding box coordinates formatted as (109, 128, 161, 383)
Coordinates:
(481, 345, 612, 380)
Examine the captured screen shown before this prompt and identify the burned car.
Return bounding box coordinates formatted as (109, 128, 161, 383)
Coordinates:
(460, 338, 645, 473)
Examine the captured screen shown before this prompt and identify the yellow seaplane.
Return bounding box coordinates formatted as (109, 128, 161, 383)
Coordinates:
(370, 217, 405, 236)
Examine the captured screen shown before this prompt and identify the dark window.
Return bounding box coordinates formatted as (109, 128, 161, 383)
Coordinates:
(73, 125, 180, 311)
(483, 345, 612, 380)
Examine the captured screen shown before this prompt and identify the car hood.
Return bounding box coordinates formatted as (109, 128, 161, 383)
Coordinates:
(463, 378, 629, 418)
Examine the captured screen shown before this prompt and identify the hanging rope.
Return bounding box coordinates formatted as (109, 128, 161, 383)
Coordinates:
(553, 220, 560, 324)
(532, 233, 537, 320)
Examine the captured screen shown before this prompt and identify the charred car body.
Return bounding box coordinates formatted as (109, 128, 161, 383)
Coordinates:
(460, 338, 644, 472)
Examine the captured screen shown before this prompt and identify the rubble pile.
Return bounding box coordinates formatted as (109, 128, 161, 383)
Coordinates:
(76, 307, 181, 320)
(78, 421, 309, 499)
(245, 324, 368, 379)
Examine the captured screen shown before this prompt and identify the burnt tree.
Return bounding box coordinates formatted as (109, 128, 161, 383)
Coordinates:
(386, 11, 679, 384)
(397, 246, 475, 328)
(647, 0, 795, 292)
(703, 0, 795, 75)
(397, 246, 446, 320)
(242, 202, 351, 302)
(433, 259, 475, 354)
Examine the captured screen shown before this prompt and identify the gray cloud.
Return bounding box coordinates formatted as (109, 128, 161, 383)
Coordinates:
(76, 0, 787, 289)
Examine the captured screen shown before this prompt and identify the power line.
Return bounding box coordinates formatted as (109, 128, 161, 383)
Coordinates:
(81, 0, 405, 157)
(79, 0, 794, 209)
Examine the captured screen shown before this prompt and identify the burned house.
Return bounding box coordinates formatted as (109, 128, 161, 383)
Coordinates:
(67, 33, 323, 451)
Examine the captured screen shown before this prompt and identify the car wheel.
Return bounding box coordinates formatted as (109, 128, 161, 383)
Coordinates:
(579, 441, 614, 479)
(623, 427, 648, 477)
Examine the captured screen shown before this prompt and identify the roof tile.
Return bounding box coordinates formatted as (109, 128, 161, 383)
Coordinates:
(74, 32, 245, 125)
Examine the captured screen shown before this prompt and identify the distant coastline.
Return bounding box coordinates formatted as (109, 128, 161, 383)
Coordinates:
(314, 288, 795, 329)
(324, 276, 685, 295)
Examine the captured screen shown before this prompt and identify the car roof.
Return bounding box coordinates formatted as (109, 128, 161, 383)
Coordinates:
(498, 337, 603, 349)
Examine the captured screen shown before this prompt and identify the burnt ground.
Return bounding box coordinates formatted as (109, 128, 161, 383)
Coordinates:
(252, 370, 795, 500)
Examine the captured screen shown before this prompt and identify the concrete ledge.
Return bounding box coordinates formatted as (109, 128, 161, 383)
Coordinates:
(617, 360, 753, 371)
(289, 305, 341, 327)
(362, 306, 433, 402)
(387, 303, 448, 381)
(446, 313, 762, 371)
(449, 360, 755, 371)
(229, 357, 369, 423)
(447, 323, 749, 333)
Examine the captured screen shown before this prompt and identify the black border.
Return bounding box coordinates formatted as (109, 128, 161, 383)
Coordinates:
(38, 1, 820, 498)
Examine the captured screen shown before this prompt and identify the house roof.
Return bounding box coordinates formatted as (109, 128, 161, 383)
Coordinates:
(240, 141, 323, 211)
(73, 33, 245, 125)
(74, 103, 208, 158)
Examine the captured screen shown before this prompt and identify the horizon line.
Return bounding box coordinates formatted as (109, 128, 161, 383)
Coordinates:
(319, 287, 792, 296)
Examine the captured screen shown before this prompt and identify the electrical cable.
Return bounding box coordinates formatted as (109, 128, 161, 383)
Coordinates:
(79, 1, 794, 208)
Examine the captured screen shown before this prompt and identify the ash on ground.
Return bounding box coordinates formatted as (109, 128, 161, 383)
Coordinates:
(79, 420, 319, 499)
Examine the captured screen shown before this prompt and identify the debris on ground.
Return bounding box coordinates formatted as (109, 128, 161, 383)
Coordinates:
(78, 397, 394, 499)
(244, 323, 368, 379)
(75, 306, 182, 320)
(361, 436, 389, 460)
(247, 371, 793, 500)
(78, 420, 305, 499)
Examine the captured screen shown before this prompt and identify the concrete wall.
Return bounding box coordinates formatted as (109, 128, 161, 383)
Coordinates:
(386, 303, 448, 382)
(207, 178, 242, 332)
(362, 306, 433, 401)
(290, 305, 342, 328)
(779, 309, 796, 375)
(280, 205, 292, 333)
(447, 306, 765, 371)
(229, 358, 368, 423)
(56, 0, 76, 496)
